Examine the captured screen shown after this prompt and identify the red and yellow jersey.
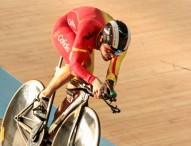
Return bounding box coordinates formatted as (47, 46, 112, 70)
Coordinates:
(52, 6, 128, 85)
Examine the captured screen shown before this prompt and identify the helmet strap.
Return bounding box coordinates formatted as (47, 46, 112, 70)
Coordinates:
(96, 31, 104, 49)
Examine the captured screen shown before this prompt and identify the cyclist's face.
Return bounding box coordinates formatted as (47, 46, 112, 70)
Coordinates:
(100, 43, 115, 61)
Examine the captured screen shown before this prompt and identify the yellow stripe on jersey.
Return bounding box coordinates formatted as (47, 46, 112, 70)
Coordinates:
(72, 47, 88, 52)
(106, 50, 127, 84)
(69, 47, 89, 61)
(102, 13, 113, 23)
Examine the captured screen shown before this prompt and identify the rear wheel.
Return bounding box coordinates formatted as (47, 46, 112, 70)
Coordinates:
(1, 80, 45, 146)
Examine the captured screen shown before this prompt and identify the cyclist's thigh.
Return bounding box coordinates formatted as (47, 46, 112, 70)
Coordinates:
(51, 15, 75, 63)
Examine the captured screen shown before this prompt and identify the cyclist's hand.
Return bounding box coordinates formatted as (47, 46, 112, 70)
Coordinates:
(92, 78, 104, 99)
(104, 79, 117, 98)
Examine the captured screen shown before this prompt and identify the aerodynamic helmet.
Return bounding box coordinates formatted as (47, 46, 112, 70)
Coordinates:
(102, 20, 131, 55)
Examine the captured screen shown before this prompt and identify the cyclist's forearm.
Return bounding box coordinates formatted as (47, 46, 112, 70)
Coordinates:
(106, 50, 127, 83)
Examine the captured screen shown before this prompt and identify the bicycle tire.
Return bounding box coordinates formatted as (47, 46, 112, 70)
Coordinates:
(51, 107, 100, 146)
(1, 80, 45, 146)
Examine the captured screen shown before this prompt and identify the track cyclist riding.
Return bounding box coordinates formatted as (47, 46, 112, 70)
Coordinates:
(33, 6, 131, 123)
(1, 5, 131, 146)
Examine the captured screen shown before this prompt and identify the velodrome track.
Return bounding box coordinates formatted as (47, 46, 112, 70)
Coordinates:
(1, 0, 191, 145)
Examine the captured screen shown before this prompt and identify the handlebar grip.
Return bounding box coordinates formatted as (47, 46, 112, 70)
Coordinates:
(110, 90, 117, 98)
(101, 92, 116, 102)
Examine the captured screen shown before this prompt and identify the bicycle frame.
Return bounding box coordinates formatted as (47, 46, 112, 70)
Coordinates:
(48, 91, 89, 135)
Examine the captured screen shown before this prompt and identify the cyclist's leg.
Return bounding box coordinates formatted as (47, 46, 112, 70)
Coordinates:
(53, 76, 79, 120)
(33, 15, 75, 120)
(51, 15, 75, 62)
(44, 14, 76, 97)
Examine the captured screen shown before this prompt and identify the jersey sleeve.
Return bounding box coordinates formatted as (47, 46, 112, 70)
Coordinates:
(69, 48, 96, 84)
(105, 50, 127, 84)
(68, 20, 99, 84)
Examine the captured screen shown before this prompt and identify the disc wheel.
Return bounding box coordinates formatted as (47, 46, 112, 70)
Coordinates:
(1, 80, 45, 146)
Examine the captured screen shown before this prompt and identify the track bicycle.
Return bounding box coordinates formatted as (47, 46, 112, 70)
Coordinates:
(1, 57, 120, 146)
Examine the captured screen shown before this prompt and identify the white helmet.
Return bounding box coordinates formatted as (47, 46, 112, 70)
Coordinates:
(102, 20, 131, 55)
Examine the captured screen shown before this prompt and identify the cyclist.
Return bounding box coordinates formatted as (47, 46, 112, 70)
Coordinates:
(33, 6, 131, 121)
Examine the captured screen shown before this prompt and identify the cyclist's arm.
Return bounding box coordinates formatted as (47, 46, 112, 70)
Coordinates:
(106, 50, 127, 84)
(69, 48, 96, 84)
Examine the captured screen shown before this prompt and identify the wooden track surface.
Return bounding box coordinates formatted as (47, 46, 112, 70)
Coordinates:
(1, 0, 191, 145)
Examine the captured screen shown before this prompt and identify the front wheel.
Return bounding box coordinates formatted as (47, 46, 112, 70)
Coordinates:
(52, 107, 100, 146)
